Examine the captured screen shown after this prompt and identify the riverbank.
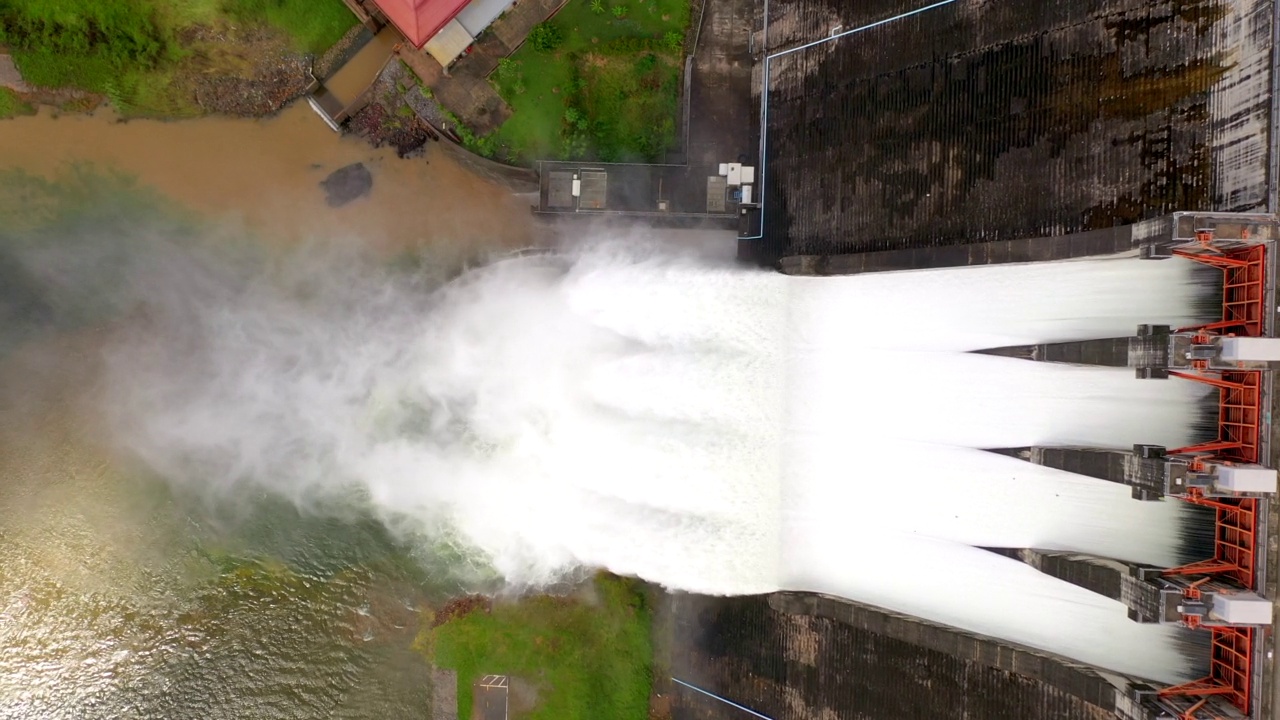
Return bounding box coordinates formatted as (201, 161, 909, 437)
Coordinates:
(0, 0, 356, 117)
(1, 0, 702, 166)
(0, 104, 537, 257)
(418, 575, 653, 720)
(0, 157, 654, 719)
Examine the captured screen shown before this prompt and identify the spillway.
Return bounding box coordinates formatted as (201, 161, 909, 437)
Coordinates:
(101, 244, 1221, 683)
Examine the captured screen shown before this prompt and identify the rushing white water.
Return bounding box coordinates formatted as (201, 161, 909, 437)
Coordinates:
(99, 241, 1216, 682)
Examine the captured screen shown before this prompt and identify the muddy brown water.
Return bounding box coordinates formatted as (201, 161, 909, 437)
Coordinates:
(324, 27, 400, 106)
(0, 103, 540, 719)
(0, 103, 535, 259)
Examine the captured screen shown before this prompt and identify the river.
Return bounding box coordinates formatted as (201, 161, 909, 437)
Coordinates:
(0, 103, 535, 257)
(0, 104, 537, 719)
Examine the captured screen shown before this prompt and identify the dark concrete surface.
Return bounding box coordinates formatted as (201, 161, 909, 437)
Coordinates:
(747, 0, 1274, 267)
(475, 682, 507, 720)
(660, 592, 1128, 720)
(1261, 238, 1278, 720)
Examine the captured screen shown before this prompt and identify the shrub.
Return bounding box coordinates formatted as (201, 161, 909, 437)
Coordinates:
(664, 30, 683, 51)
(612, 4, 628, 17)
(0, 88, 33, 119)
(0, 1, 169, 91)
(590, 0, 605, 13)
(528, 22, 563, 52)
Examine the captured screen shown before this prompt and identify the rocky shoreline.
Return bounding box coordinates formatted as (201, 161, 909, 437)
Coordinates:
(5, 26, 463, 166)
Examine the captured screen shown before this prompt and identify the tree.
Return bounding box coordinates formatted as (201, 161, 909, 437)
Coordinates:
(528, 22, 563, 52)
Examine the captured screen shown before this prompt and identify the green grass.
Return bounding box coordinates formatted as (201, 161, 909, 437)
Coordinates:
(0, 0, 355, 115)
(0, 88, 33, 119)
(425, 575, 653, 720)
(577, 50, 679, 159)
(487, 0, 689, 162)
(223, 0, 357, 55)
(489, 54, 574, 159)
(0, 0, 171, 92)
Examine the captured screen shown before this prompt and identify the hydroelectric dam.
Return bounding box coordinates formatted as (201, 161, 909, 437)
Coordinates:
(659, 0, 1280, 719)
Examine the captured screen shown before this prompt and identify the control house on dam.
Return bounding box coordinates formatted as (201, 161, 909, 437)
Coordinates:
(667, 0, 1280, 719)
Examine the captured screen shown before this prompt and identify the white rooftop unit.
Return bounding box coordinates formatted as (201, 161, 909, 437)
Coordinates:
(741, 166, 756, 184)
(726, 163, 743, 186)
(1211, 463, 1278, 494)
(456, 0, 515, 37)
(1218, 336, 1280, 362)
(425, 18, 475, 68)
(1211, 592, 1273, 625)
(740, 184, 752, 204)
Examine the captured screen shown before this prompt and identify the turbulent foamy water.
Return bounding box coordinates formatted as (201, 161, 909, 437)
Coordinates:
(98, 241, 1215, 681)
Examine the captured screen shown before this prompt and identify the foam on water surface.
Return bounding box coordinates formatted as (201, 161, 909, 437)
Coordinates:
(101, 244, 1219, 681)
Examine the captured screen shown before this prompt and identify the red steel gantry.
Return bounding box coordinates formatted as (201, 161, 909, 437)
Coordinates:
(1147, 228, 1270, 719)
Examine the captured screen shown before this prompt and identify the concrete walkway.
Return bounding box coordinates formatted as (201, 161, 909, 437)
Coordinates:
(396, 0, 566, 135)
(0, 53, 30, 92)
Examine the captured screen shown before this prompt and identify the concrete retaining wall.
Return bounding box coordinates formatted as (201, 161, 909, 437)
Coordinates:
(668, 592, 1128, 720)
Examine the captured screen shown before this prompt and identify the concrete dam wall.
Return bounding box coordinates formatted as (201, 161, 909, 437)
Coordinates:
(666, 593, 1128, 720)
(747, 0, 1275, 267)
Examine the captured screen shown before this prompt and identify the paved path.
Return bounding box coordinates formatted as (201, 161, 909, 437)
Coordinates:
(0, 53, 30, 92)
(683, 0, 755, 166)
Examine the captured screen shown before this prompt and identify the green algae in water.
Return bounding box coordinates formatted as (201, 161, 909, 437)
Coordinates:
(0, 169, 464, 719)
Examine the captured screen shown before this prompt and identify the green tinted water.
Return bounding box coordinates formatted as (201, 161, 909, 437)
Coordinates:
(0, 160, 486, 719)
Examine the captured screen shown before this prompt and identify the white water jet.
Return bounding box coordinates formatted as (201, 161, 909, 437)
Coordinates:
(782, 531, 1199, 682)
(98, 241, 1217, 681)
(789, 255, 1212, 351)
(785, 441, 1199, 566)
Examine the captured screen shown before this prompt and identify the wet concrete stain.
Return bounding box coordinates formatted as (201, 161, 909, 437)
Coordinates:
(666, 594, 1119, 720)
(754, 0, 1257, 264)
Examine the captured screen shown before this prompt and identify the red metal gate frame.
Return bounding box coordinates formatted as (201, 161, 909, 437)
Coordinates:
(1175, 244, 1267, 338)
(1141, 232, 1268, 718)
(1157, 626, 1254, 718)
(1152, 366, 1262, 716)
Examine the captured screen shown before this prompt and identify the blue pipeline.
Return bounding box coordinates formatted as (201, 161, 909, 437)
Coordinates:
(671, 677, 776, 719)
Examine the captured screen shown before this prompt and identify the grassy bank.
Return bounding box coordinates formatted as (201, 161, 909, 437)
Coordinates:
(0, 0, 356, 115)
(485, 0, 689, 162)
(222, 0, 358, 55)
(0, 88, 32, 119)
(424, 574, 653, 720)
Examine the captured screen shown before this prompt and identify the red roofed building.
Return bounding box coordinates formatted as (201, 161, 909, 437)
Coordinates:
(342, 0, 516, 66)
(372, 0, 469, 48)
